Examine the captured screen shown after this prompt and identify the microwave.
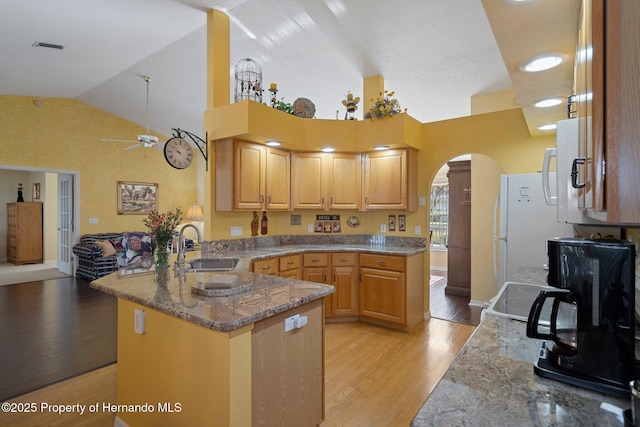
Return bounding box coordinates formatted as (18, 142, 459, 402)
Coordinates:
(542, 119, 607, 225)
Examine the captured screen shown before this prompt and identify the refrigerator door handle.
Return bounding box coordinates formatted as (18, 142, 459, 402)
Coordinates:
(492, 195, 506, 285)
(542, 148, 557, 206)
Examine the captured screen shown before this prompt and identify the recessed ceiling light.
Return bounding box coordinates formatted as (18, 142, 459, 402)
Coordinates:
(533, 97, 564, 108)
(520, 54, 566, 72)
(503, 0, 533, 3)
(266, 141, 281, 147)
(321, 147, 335, 153)
(374, 145, 389, 151)
(538, 124, 557, 131)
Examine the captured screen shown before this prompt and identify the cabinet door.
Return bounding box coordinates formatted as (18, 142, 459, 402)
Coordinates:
(234, 141, 265, 210)
(329, 153, 361, 210)
(331, 266, 357, 315)
(303, 267, 328, 284)
(265, 147, 290, 210)
(279, 254, 301, 280)
(359, 268, 405, 324)
(291, 152, 326, 210)
(362, 149, 415, 210)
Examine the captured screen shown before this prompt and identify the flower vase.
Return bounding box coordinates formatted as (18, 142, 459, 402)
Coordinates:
(154, 239, 171, 268)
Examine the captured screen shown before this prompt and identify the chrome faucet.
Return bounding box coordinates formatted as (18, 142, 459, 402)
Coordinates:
(176, 223, 203, 269)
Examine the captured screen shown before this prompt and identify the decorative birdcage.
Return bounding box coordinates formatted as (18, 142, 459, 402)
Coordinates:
(234, 58, 263, 103)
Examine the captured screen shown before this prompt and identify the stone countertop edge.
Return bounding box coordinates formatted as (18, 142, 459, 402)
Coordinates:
(410, 316, 630, 426)
(91, 271, 335, 333)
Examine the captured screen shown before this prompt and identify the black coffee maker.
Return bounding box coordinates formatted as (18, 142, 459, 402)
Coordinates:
(526, 237, 637, 398)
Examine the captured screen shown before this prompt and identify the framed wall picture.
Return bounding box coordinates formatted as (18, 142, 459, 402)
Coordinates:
(117, 181, 158, 215)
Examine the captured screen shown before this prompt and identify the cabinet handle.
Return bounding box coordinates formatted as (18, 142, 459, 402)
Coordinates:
(268, 195, 272, 204)
(321, 197, 325, 207)
(377, 260, 386, 265)
(330, 196, 333, 207)
(286, 261, 294, 265)
(365, 197, 369, 205)
(260, 195, 265, 204)
(340, 258, 348, 262)
(311, 259, 320, 263)
(571, 157, 586, 189)
(262, 265, 271, 270)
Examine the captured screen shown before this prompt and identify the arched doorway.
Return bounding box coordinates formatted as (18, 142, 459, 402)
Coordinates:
(428, 153, 504, 325)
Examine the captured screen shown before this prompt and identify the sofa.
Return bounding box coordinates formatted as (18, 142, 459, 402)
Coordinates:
(72, 231, 151, 280)
(72, 231, 196, 280)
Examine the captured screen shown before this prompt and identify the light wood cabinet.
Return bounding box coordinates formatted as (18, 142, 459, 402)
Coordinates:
(362, 148, 417, 211)
(252, 298, 324, 426)
(575, 0, 640, 223)
(445, 160, 471, 297)
(251, 254, 301, 279)
(359, 252, 424, 331)
(279, 254, 301, 279)
(215, 139, 290, 211)
(291, 152, 361, 210)
(7, 202, 43, 265)
(330, 253, 358, 316)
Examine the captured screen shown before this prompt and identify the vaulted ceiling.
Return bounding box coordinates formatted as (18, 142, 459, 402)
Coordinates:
(0, 0, 580, 143)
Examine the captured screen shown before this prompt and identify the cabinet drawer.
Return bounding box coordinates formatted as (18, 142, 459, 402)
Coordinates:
(359, 253, 404, 272)
(303, 253, 329, 267)
(252, 257, 279, 275)
(331, 252, 356, 266)
(279, 254, 301, 271)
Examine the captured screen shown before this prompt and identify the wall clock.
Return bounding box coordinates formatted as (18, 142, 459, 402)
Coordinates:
(164, 137, 193, 169)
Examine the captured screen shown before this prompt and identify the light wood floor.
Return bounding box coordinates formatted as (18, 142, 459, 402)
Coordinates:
(1, 319, 475, 427)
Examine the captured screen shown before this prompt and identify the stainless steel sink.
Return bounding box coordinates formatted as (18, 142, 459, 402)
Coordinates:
(186, 258, 239, 272)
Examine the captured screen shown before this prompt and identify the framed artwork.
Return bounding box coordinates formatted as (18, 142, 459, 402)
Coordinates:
(117, 181, 158, 215)
(32, 183, 41, 201)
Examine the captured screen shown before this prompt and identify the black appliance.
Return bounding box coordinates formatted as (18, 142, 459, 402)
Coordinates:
(526, 237, 637, 398)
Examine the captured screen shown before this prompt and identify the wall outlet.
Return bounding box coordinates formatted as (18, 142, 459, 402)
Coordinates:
(284, 314, 300, 333)
(380, 223, 386, 233)
(307, 223, 313, 232)
(414, 225, 421, 235)
(88, 217, 98, 224)
(230, 226, 242, 236)
(134, 309, 145, 335)
(419, 196, 427, 207)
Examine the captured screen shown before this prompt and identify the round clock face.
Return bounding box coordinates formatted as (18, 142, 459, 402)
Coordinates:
(164, 137, 193, 169)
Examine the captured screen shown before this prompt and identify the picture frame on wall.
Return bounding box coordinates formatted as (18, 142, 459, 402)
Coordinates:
(117, 181, 158, 215)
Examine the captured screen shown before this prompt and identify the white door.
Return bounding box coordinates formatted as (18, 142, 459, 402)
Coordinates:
(58, 174, 74, 275)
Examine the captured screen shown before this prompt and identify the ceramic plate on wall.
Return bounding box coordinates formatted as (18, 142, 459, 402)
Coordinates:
(347, 216, 360, 228)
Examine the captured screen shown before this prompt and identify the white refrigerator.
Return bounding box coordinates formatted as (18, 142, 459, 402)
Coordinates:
(493, 173, 575, 288)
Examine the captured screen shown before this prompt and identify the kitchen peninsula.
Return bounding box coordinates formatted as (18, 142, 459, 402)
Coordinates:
(91, 235, 425, 427)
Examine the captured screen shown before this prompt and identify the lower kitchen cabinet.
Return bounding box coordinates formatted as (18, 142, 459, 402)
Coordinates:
(329, 253, 358, 317)
(252, 254, 302, 279)
(358, 252, 424, 331)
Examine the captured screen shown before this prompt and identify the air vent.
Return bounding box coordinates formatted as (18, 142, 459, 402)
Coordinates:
(32, 41, 64, 50)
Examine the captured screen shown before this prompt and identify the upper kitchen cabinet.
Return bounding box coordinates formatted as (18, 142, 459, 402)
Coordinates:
(291, 152, 361, 210)
(575, 0, 640, 223)
(362, 149, 417, 211)
(215, 139, 290, 211)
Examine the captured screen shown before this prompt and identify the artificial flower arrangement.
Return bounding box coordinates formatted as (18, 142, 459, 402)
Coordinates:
(364, 90, 407, 120)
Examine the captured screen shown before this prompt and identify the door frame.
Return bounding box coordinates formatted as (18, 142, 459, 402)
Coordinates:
(0, 165, 80, 274)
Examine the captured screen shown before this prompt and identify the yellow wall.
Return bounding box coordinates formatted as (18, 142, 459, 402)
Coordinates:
(0, 96, 198, 237)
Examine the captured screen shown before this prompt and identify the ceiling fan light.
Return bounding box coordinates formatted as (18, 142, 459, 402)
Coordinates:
(520, 54, 566, 72)
(533, 97, 564, 108)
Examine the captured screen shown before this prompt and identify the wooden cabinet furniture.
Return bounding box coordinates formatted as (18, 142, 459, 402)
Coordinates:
(445, 160, 471, 297)
(358, 252, 424, 331)
(278, 254, 301, 279)
(215, 139, 290, 211)
(291, 152, 361, 210)
(575, 0, 640, 223)
(251, 254, 301, 279)
(302, 252, 330, 284)
(362, 148, 417, 211)
(329, 253, 358, 316)
(252, 298, 324, 426)
(7, 202, 43, 265)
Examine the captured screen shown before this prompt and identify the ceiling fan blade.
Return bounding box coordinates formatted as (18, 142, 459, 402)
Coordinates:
(102, 138, 136, 143)
(124, 143, 142, 151)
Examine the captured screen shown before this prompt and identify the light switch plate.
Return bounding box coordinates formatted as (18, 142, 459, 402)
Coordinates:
(419, 196, 427, 207)
(307, 224, 313, 232)
(230, 226, 242, 236)
(414, 225, 421, 235)
(89, 218, 98, 224)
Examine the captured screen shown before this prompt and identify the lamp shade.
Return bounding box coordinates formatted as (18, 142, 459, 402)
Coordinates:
(185, 205, 204, 221)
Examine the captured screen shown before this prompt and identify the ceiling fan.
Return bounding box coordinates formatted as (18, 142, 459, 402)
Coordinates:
(102, 75, 160, 150)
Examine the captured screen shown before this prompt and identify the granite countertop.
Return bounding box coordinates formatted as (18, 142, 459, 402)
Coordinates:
(411, 316, 630, 426)
(91, 264, 334, 332)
